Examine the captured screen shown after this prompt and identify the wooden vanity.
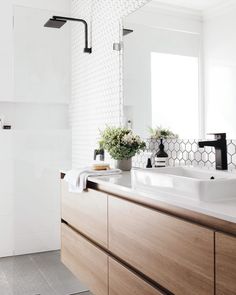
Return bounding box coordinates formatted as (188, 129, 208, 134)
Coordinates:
(60, 175, 236, 295)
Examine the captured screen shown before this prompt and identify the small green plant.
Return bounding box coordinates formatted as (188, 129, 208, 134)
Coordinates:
(99, 126, 146, 160)
(148, 126, 178, 140)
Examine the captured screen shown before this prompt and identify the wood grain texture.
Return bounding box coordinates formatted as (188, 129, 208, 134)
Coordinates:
(109, 258, 164, 295)
(88, 181, 236, 236)
(108, 196, 214, 295)
(61, 179, 108, 247)
(61, 223, 108, 295)
(216, 232, 236, 295)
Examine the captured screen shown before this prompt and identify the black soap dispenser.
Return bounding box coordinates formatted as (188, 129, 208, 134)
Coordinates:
(146, 158, 152, 168)
(155, 139, 168, 168)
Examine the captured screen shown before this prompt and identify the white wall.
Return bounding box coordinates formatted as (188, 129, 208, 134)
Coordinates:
(0, 0, 71, 102)
(14, 6, 70, 103)
(0, 0, 71, 257)
(0, 103, 69, 130)
(125, 3, 202, 34)
(204, 6, 236, 138)
(124, 7, 202, 138)
(0, 129, 71, 256)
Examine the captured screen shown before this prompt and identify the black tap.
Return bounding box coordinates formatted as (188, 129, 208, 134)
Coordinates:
(94, 149, 105, 161)
(198, 133, 228, 170)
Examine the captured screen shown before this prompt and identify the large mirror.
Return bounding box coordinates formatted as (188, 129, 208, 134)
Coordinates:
(123, 0, 236, 139)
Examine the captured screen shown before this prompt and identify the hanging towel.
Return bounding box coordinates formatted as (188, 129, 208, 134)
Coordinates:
(64, 168, 121, 193)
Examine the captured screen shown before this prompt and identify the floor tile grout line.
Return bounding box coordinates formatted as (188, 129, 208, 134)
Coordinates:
(29, 254, 58, 294)
(1, 254, 54, 295)
(30, 252, 89, 295)
(70, 291, 92, 295)
(2, 254, 34, 294)
(0, 251, 89, 295)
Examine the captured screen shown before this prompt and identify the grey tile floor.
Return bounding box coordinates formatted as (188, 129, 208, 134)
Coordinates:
(0, 250, 93, 295)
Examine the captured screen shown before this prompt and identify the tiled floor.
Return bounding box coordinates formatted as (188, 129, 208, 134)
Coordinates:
(0, 250, 93, 295)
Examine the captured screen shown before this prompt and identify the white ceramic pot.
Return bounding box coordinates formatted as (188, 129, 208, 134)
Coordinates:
(115, 158, 132, 171)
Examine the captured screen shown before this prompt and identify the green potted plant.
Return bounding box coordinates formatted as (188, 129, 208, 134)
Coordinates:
(99, 126, 146, 171)
(148, 126, 178, 140)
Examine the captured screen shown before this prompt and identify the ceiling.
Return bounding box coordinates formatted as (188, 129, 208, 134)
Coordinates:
(151, 0, 231, 11)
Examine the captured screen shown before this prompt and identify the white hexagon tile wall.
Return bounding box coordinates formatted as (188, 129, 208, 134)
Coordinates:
(71, 0, 150, 168)
(133, 139, 236, 170)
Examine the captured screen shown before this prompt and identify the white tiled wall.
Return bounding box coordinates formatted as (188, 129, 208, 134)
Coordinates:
(0, 130, 71, 257)
(12, 130, 71, 255)
(0, 132, 14, 257)
(71, 0, 150, 168)
(0, 0, 71, 257)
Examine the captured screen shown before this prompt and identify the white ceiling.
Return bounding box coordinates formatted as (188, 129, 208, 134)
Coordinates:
(151, 0, 232, 11)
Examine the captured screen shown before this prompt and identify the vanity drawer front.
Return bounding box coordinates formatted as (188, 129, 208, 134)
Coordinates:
(61, 180, 108, 247)
(61, 223, 108, 295)
(109, 258, 164, 295)
(216, 232, 236, 295)
(108, 196, 214, 295)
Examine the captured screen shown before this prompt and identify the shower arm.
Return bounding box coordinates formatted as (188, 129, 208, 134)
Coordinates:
(53, 16, 92, 53)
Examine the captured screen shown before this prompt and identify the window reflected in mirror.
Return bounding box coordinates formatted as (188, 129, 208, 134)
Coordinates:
(151, 52, 199, 138)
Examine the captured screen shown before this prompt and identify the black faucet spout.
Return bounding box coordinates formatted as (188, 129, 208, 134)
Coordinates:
(198, 133, 228, 170)
(198, 140, 218, 148)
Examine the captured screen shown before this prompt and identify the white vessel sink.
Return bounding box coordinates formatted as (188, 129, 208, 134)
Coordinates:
(132, 167, 236, 202)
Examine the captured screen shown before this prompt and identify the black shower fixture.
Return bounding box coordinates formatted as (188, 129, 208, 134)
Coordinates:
(44, 16, 92, 54)
(123, 29, 134, 36)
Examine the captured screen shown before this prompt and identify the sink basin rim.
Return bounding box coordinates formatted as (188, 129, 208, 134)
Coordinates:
(132, 167, 236, 202)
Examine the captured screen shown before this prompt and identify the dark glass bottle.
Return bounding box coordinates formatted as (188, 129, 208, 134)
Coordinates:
(155, 139, 168, 167)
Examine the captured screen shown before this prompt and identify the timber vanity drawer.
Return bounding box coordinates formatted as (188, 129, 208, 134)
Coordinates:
(109, 258, 163, 295)
(216, 232, 236, 295)
(61, 223, 108, 295)
(61, 179, 108, 247)
(108, 196, 215, 295)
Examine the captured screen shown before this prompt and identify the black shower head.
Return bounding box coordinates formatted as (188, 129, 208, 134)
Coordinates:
(44, 18, 67, 29)
(44, 15, 92, 53)
(123, 29, 134, 36)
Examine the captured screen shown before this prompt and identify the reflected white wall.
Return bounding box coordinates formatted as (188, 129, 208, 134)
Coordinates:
(204, 5, 236, 138)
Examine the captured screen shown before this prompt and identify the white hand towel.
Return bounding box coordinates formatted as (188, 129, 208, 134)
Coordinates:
(65, 168, 121, 193)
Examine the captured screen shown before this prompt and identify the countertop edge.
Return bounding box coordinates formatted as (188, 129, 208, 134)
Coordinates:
(87, 179, 236, 237)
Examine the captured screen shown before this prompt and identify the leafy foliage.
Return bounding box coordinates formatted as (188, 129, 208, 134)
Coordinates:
(99, 126, 146, 160)
(148, 126, 178, 139)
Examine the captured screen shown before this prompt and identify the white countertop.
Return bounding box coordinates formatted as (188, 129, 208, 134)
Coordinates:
(88, 172, 236, 224)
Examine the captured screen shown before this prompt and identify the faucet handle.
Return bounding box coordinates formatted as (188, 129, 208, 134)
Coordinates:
(207, 133, 226, 140)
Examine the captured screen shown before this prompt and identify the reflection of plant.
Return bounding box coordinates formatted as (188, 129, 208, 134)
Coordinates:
(148, 126, 178, 139)
(99, 126, 146, 160)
